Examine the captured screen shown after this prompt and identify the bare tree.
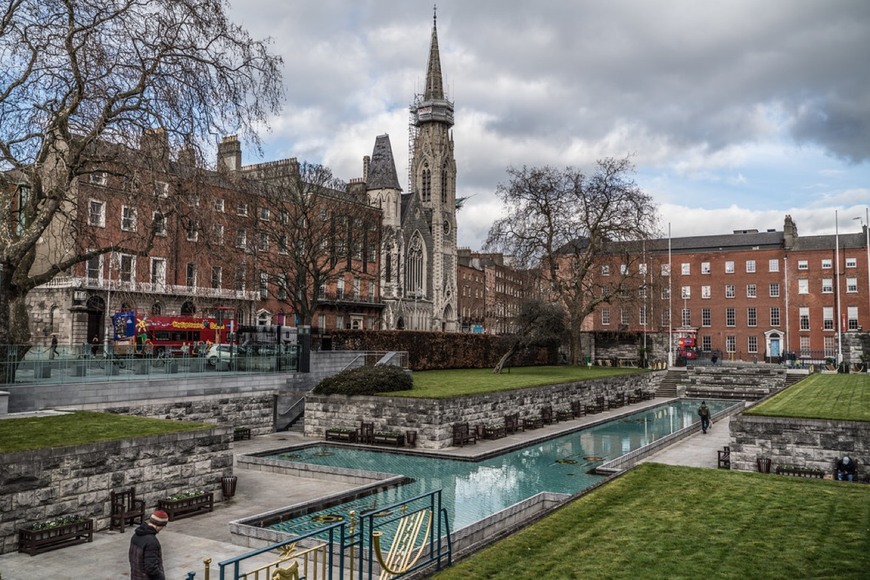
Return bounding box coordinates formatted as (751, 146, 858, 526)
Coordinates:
(493, 299, 566, 374)
(485, 158, 659, 364)
(252, 162, 380, 327)
(0, 0, 282, 367)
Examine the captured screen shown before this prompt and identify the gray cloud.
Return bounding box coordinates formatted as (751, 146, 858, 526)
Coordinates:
(228, 0, 870, 249)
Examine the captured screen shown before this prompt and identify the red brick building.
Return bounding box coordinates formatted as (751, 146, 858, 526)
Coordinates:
(580, 215, 870, 365)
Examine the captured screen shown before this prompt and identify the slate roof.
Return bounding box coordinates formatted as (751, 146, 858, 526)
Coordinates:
(366, 134, 402, 191)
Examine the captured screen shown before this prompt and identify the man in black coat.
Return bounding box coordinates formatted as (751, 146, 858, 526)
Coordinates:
(129, 510, 168, 580)
(836, 456, 857, 482)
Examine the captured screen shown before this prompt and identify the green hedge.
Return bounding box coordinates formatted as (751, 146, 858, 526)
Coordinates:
(312, 364, 413, 396)
(320, 330, 555, 371)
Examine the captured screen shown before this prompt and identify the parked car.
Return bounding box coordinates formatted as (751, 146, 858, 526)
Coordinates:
(206, 344, 233, 366)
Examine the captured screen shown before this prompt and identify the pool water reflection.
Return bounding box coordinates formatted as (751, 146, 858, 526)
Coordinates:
(266, 399, 732, 535)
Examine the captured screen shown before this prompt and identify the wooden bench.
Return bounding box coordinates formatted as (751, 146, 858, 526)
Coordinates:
(357, 421, 375, 444)
(570, 400, 586, 418)
(109, 487, 146, 532)
(233, 427, 251, 441)
(586, 397, 605, 414)
(717, 446, 731, 469)
(372, 432, 405, 447)
(452, 422, 477, 447)
(541, 405, 555, 425)
(504, 413, 522, 434)
(325, 429, 358, 443)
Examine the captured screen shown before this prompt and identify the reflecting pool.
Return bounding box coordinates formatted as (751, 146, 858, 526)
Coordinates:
(266, 399, 733, 535)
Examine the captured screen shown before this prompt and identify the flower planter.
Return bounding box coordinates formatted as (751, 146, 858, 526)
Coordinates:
(157, 491, 214, 521)
(18, 516, 93, 556)
(483, 425, 506, 440)
(775, 466, 825, 479)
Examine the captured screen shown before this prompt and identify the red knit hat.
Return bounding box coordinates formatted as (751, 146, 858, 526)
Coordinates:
(149, 510, 169, 526)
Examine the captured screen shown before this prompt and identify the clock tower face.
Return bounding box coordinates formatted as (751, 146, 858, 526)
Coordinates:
(443, 219, 451, 235)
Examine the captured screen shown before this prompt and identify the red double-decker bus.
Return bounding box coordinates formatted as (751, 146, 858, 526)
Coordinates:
(112, 311, 233, 357)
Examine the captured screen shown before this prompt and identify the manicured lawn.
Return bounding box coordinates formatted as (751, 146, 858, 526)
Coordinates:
(746, 373, 870, 422)
(436, 463, 870, 579)
(0, 411, 211, 453)
(390, 366, 645, 398)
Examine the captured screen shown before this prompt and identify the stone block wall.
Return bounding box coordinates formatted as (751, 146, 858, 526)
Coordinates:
(305, 373, 659, 449)
(100, 392, 276, 435)
(729, 414, 870, 474)
(681, 366, 787, 399)
(0, 427, 232, 554)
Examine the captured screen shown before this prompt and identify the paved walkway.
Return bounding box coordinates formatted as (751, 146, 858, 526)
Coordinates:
(0, 399, 731, 579)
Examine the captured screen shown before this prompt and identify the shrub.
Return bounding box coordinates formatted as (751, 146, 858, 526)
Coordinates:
(312, 364, 412, 396)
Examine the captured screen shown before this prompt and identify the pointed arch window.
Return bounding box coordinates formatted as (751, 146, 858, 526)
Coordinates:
(405, 234, 424, 296)
(422, 163, 431, 203)
(441, 162, 449, 204)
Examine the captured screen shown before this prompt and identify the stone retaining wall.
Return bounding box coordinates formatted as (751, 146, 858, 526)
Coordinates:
(729, 414, 870, 475)
(0, 427, 233, 554)
(305, 372, 660, 449)
(95, 393, 275, 435)
(681, 366, 787, 400)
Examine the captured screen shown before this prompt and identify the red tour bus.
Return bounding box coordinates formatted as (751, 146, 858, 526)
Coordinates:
(112, 311, 233, 357)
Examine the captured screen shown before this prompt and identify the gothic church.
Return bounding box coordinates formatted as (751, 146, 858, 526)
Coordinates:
(363, 16, 458, 332)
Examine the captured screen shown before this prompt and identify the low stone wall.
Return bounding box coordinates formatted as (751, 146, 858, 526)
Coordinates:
(4, 373, 289, 413)
(0, 427, 233, 554)
(681, 366, 787, 400)
(96, 392, 275, 435)
(305, 373, 659, 449)
(729, 414, 870, 475)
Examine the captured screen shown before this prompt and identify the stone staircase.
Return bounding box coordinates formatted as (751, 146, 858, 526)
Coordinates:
(655, 370, 684, 398)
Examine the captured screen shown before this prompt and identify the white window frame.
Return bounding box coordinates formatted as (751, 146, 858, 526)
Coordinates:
(725, 284, 736, 298)
(746, 284, 756, 298)
(152, 211, 166, 236)
(798, 279, 809, 294)
(701, 285, 711, 299)
(701, 262, 711, 275)
(821, 278, 833, 293)
(88, 199, 106, 227)
(725, 261, 734, 274)
(821, 258, 832, 269)
(846, 277, 857, 293)
(121, 206, 137, 232)
(797, 260, 808, 270)
(90, 171, 107, 186)
(845, 257, 857, 268)
(746, 260, 756, 273)
(768, 259, 779, 273)
(681, 263, 691, 276)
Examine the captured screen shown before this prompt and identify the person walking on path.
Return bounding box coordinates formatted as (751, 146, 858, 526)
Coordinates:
(50, 334, 59, 359)
(698, 401, 711, 434)
(129, 509, 168, 580)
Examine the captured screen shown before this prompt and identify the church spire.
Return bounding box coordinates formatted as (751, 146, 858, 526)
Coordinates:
(424, 6, 444, 102)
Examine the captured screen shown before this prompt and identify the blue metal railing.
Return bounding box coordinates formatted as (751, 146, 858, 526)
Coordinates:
(215, 489, 451, 580)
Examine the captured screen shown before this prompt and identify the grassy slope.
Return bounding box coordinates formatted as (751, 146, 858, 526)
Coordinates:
(746, 373, 870, 421)
(392, 366, 645, 398)
(0, 411, 211, 453)
(436, 463, 870, 579)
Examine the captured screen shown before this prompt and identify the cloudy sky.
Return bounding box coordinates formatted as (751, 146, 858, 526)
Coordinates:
(227, 0, 870, 250)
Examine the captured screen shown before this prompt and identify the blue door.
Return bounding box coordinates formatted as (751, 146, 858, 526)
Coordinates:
(770, 337, 780, 357)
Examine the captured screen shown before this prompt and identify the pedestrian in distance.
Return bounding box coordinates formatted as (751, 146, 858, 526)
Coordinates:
(91, 335, 100, 357)
(698, 401, 711, 434)
(836, 455, 857, 482)
(129, 509, 169, 580)
(50, 334, 59, 359)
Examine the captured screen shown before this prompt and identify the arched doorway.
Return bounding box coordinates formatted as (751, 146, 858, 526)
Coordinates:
(86, 295, 105, 345)
(764, 330, 782, 363)
(181, 301, 196, 315)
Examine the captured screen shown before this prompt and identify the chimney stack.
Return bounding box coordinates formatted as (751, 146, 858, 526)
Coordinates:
(218, 135, 242, 172)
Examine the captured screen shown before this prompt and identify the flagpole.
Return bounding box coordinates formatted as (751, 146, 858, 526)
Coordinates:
(835, 211, 843, 366)
(668, 222, 673, 368)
